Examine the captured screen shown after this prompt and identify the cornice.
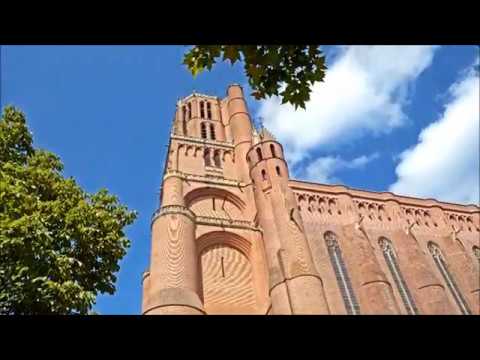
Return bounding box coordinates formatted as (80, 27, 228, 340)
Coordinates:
(163, 170, 245, 188)
(181, 93, 219, 102)
(289, 179, 480, 214)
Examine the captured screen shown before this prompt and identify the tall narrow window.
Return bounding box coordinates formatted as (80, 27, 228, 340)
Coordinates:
(200, 101, 205, 118)
(201, 123, 207, 139)
(182, 119, 187, 136)
(207, 102, 212, 120)
(182, 106, 187, 121)
(213, 150, 221, 167)
(261, 169, 267, 181)
(187, 103, 191, 120)
(275, 166, 281, 176)
(210, 124, 216, 140)
(204, 149, 211, 167)
(256, 148, 263, 161)
(270, 144, 276, 158)
(379, 237, 418, 314)
(325, 231, 360, 315)
(428, 242, 471, 315)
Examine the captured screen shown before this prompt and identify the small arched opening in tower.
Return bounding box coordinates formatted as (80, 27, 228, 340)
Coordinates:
(207, 102, 212, 120)
(473, 246, 480, 262)
(276, 166, 281, 176)
(204, 148, 211, 167)
(261, 169, 267, 181)
(182, 105, 187, 122)
(256, 148, 263, 161)
(182, 111, 188, 136)
(200, 101, 205, 119)
(187, 103, 192, 120)
(210, 124, 216, 140)
(201, 123, 207, 139)
(213, 150, 221, 168)
(270, 144, 276, 158)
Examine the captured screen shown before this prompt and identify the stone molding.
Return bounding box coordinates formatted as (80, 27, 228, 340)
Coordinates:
(196, 216, 261, 232)
(163, 170, 246, 188)
(151, 205, 262, 232)
(171, 134, 234, 149)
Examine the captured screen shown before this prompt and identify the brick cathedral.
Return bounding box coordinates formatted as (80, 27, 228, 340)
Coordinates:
(142, 84, 480, 315)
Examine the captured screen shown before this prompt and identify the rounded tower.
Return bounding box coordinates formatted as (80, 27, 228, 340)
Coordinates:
(247, 128, 330, 314)
(142, 172, 205, 315)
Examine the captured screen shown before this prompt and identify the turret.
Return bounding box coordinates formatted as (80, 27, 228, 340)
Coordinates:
(142, 171, 204, 315)
(247, 127, 330, 314)
(226, 84, 253, 183)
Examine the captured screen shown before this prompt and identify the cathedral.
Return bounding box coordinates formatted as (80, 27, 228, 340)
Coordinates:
(142, 84, 480, 315)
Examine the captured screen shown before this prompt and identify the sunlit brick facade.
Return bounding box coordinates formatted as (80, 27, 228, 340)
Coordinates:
(142, 85, 480, 315)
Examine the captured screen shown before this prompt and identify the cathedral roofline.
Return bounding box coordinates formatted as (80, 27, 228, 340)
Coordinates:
(289, 178, 480, 212)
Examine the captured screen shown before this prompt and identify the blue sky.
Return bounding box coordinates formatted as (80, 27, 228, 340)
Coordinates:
(2, 45, 478, 314)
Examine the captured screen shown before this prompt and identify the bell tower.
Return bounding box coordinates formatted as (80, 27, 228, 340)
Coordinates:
(142, 84, 333, 314)
(142, 86, 270, 315)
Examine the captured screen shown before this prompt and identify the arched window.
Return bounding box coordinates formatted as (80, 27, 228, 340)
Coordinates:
(210, 124, 216, 140)
(200, 101, 205, 119)
(213, 150, 221, 168)
(256, 148, 263, 161)
(473, 246, 480, 263)
(428, 242, 471, 315)
(270, 144, 276, 158)
(201, 123, 207, 139)
(261, 169, 267, 181)
(379, 237, 418, 314)
(276, 166, 281, 176)
(325, 231, 360, 314)
(204, 149, 211, 167)
(187, 103, 191, 120)
(207, 102, 212, 120)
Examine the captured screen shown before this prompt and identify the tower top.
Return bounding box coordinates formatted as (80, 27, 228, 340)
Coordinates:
(180, 92, 219, 103)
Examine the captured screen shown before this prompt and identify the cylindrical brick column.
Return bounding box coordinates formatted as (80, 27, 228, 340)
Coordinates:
(226, 84, 253, 183)
(142, 174, 204, 315)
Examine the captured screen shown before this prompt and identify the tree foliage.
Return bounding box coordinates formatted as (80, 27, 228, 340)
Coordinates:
(183, 45, 327, 109)
(0, 106, 137, 314)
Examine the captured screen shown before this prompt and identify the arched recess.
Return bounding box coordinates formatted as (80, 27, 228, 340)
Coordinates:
(196, 231, 260, 314)
(185, 187, 246, 220)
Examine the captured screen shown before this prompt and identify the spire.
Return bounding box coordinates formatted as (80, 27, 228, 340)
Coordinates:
(259, 126, 276, 141)
(252, 127, 261, 145)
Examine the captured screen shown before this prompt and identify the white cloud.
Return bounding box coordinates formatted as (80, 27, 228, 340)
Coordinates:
(389, 61, 479, 205)
(304, 153, 380, 184)
(258, 46, 439, 166)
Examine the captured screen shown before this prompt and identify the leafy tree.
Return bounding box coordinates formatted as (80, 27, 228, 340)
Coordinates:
(183, 45, 327, 109)
(0, 106, 137, 314)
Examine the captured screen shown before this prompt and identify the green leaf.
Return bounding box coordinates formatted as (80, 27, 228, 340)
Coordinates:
(223, 46, 241, 64)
